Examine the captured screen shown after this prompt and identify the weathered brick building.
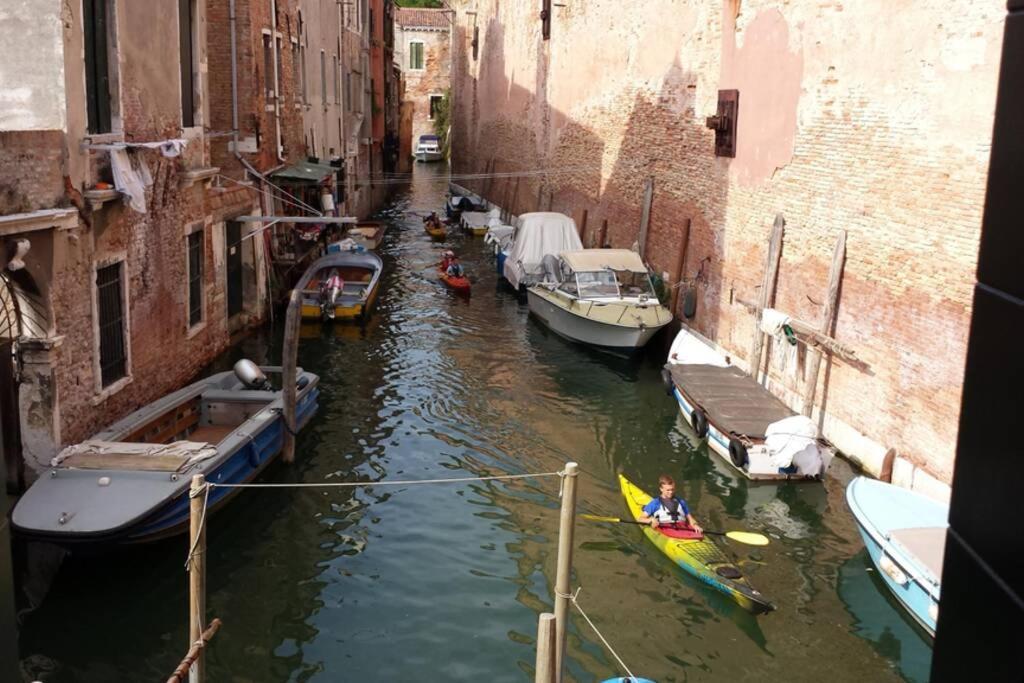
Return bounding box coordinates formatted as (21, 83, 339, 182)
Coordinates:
(395, 7, 452, 154)
(448, 0, 1006, 497)
(0, 0, 295, 486)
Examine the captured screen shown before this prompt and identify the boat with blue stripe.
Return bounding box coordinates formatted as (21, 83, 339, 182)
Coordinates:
(846, 476, 947, 637)
(12, 361, 319, 544)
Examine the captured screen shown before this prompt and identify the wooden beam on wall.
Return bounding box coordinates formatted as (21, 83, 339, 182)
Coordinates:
(802, 230, 847, 416)
(750, 214, 785, 382)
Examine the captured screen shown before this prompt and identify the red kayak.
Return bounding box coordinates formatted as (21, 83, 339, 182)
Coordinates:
(439, 270, 471, 293)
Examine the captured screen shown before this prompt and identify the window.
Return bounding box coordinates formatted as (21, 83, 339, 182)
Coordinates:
(84, 0, 115, 134)
(428, 94, 443, 120)
(541, 0, 551, 40)
(275, 36, 283, 101)
(409, 41, 424, 70)
(320, 50, 327, 106)
(472, 26, 479, 60)
(301, 43, 308, 104)
(262, 34, 274, 99)
(96, 262, 127, 387)
(292, 40, 301, 102)
(333, 55, 339, 104)
(345, 72, 352, 111)
(576, 271, 619, 299)
(179, 0, 195, 127)
(187, 231, 203, 327)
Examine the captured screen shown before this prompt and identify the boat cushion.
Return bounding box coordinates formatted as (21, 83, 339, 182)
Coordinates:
(655, 525, 703, 540)
(52, 440, 218, 471)
(889, 526, 947, 583)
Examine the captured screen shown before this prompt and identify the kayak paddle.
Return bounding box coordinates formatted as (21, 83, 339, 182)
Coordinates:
(581, 514, 769, 547)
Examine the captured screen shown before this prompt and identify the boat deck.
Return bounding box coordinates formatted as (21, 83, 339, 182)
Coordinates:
(890, 526, 947, 582)
(667, 364, 794, 439)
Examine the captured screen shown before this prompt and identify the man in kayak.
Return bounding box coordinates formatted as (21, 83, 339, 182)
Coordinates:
(446, 256, 465, 278)
(440, 250, 455, 271)
(638, 475, 703, 534)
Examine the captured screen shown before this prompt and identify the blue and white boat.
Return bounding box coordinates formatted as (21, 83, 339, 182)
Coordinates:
(846, 476, 948, 637)
(12, 361, 319, 544)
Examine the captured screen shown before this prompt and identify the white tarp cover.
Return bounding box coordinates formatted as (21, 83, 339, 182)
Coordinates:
(560, 249, 647, 273)
(503, 213, 582, 290)
(52, 440, 219, 467)
(667, 326, 729, 367)
(764, 415, 831, 475)
(484, 225, 515, 251)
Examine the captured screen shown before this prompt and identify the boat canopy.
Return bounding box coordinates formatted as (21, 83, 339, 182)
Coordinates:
(504, 213, 583, 289)
(419, 134, 440, 142)
(560, 249, 647, 273)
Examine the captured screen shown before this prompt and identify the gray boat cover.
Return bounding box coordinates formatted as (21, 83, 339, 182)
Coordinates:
(52, 440, 218, 471)
(667, 364, 794, 439)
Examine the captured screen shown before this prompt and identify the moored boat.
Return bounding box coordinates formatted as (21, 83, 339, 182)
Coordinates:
(526, 250, 671, 353)
(11, 361, 319, 544)
(296, 251, 383, 321)
(502, 212, 583, 292)
(415, 134, 444, 162)
(846, 476, 947, 637)
(344, 220, 386, 251)
(620, 474, 775, 614)
(662, 326, 834, 480)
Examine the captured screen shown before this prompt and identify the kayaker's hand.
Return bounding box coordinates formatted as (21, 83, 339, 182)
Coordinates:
(692, 523, 703, 534)
(650, 518, 659, 529)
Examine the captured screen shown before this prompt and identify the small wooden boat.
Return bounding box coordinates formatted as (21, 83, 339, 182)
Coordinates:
(439, 269, 471, 293)
(461, 210, 496, 236)
(425, 221, 446, 240)
(296, 251, 383, 321)
(11, 361, 319, 543)
(344, 220, 386, 251)
(620, 474, 775, 614)
(847, 476, 947, 637)
(415, 134, 444, 162)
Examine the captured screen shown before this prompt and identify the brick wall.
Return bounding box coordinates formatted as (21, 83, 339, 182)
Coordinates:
(449, 0, 1005, 489)
(0, 132, 68, 214)
(398, 26, 451, 145)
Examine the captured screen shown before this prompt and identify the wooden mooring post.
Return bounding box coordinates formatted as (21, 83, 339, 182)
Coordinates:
(637, 177, 654, 259)
(802, 231, 847, 416)
(553, 461, 579, 682)
(281, 289, 301, 463)
(534, 612, 556, 683)
(750, 214, 785, 383)
(188, 474, 207, 683)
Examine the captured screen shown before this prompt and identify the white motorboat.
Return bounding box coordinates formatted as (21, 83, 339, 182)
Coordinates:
(415, 135, 443, 162)
(526, 249, 671, 352)
(502, 212, 583, 292)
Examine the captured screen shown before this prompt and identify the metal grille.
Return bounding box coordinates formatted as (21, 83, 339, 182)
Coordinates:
(0, 273, 20, 342)
(96, 263, 126, 386)
(188, 231, 203, 326)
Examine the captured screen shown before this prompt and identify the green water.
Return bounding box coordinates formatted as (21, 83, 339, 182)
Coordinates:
(16, 165, 932, 682)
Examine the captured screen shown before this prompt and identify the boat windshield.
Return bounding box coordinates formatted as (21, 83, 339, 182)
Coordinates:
(576, 271, 619, 298)
(614, 270, 656, 297)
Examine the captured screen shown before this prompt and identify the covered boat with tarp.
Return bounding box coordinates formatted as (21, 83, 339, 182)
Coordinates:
(501, 212, 583, 292)
(12, 361, 319, 543)
(295, 251, 383, 321)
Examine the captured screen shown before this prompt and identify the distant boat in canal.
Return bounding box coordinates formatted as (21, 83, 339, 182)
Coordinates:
(662, 326, 834, 480)
(11, 361, 319, 544)
(526, 249, 671, 353)
(296, 251, 383, 321)
(846, 476, 947, 637)
(414, 134, 444, 162)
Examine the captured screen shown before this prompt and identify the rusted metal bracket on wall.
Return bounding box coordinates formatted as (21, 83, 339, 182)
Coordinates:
(706, 89, 739, 157)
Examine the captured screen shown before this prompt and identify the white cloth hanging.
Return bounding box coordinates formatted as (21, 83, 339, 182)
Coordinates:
(110, 149, 153, 213)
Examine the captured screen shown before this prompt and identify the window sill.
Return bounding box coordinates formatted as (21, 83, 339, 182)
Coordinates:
(82, 132, 125, 146)
(179, 166, 220, 189)
(83, 188, 121, 212)
(91, 374, 134, 406)
(186, 320, 207, 339)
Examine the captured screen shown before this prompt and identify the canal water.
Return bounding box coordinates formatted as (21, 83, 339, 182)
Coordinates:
(16, 164, 931, 682)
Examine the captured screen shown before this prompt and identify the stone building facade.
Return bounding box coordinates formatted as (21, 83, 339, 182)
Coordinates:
(395, 8, 452, 154)
(0, 0, 295, 485)
(448, 0, 1007, 497)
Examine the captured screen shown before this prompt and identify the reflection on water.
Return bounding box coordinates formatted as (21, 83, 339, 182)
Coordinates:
(16, 164, 928, 682)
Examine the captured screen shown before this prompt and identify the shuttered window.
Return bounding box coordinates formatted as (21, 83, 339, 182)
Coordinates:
(409, 42, 424, 70)
(179, 0, 195, 127)
(187, 231, 203, 327)
(84, 0, 113, 133)
(96, 263, 127, 387)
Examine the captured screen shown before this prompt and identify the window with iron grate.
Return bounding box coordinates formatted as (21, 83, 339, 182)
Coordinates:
(96, 262, 127, 387)
(187, 231, 203, 327)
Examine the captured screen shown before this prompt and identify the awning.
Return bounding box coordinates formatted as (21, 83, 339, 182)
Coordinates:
(560, 249, 647, 273)
(271, 161, 337, 183)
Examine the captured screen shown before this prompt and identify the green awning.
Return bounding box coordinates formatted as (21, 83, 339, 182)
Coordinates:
(271, 161, 337, 183)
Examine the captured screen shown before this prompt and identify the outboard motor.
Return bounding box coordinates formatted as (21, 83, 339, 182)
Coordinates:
(234, 359, 273, 391)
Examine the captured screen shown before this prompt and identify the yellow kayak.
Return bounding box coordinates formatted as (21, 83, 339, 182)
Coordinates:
(619, 474, 775, 614)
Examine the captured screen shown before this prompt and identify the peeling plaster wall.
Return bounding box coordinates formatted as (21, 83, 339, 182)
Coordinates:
(0, 0, 67, 132)
(450, 0, 1005, 492)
